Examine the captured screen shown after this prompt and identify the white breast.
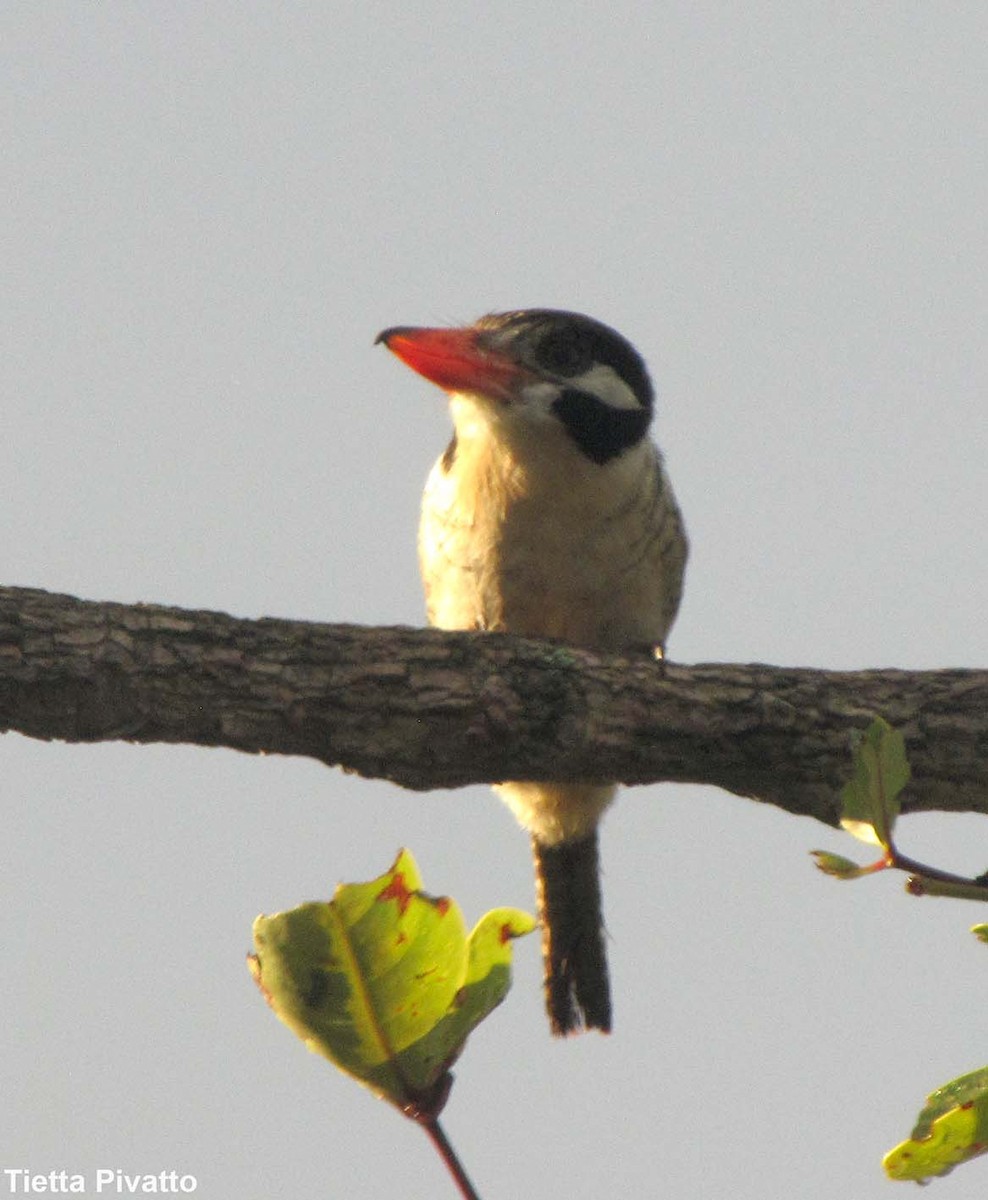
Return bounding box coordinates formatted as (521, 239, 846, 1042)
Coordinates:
(418, 394, 686, 652)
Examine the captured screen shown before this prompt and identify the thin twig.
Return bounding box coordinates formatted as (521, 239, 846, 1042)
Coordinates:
(421, 1118, 482, 1200)
(888, 848, 988, 902)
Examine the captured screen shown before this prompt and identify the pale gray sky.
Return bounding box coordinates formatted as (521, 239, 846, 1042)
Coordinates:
(3, 5, 986, 1198)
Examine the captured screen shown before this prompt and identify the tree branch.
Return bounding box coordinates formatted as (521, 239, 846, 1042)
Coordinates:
(0, 585, 984, 827)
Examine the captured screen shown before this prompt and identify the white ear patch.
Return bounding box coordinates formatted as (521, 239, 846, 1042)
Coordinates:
(567, 363, 642, 411)
(515, 364, 642, 418)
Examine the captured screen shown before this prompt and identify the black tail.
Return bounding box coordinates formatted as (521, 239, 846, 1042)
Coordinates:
(532, 832, 611, 1035)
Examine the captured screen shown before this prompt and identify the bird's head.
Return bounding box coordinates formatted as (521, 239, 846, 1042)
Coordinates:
(376, 309, 654, 466)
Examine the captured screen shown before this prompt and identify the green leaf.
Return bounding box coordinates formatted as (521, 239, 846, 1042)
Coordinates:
(248, 848, 535, 1117)
(809, 850, 875, 880)
(884, 1067, 988, 1182)
(838, 716, 910, 848)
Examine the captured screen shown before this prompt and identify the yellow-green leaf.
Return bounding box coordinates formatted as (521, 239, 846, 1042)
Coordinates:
(883, 1067, 988, 1182)
(248, 849, 535, 1116)
(809, 850, 874, 880)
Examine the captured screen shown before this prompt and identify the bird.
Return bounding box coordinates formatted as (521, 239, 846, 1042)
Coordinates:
(376, 309, 687, 1035)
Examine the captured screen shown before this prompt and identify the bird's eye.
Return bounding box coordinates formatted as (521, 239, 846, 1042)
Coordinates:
(534, 329, 591, 377)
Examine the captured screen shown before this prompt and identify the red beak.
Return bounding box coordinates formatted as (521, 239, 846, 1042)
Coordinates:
(377, 325, 523, 399)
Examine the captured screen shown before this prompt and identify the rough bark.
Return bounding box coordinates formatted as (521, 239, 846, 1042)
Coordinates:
(0, 585, 984, 827)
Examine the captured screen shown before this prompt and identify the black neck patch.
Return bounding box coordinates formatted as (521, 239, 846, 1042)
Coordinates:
(552, 388, 651, 465)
